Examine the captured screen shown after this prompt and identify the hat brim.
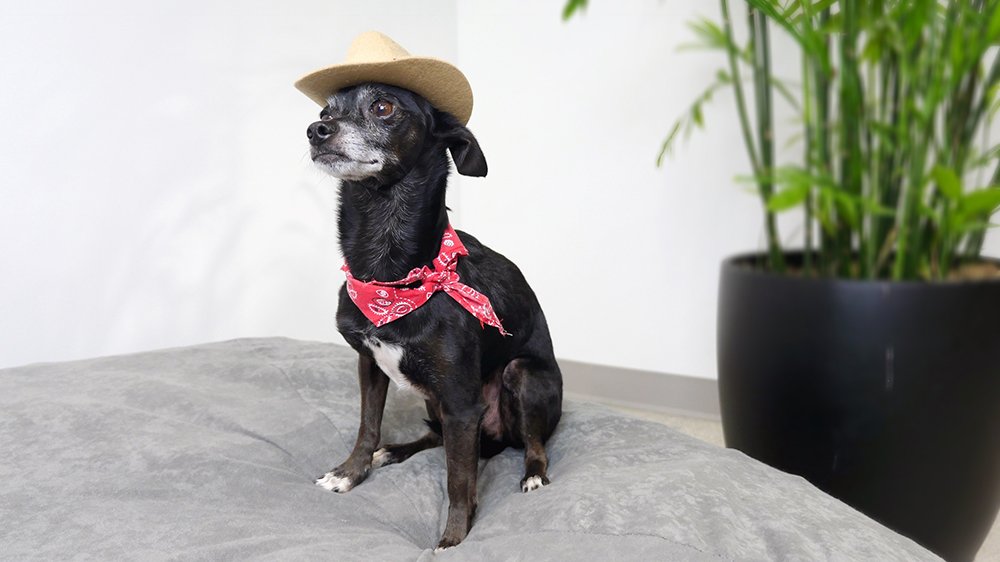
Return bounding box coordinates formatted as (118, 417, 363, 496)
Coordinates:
(294, 56, 473, 125)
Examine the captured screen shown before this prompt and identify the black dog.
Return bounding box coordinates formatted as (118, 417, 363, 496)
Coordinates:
(306, 82, 563, 549)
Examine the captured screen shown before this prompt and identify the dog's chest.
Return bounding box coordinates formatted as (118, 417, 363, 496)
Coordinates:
(364, 337, 423, 394)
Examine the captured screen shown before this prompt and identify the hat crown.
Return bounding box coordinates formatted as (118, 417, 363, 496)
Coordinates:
(345, 31, 411, 64)
(295, 31, 474, 124)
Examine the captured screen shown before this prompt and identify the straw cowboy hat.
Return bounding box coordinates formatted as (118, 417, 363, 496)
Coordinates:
(294, 31, 474, 125)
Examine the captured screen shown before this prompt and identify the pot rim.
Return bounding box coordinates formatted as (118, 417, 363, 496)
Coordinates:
(722, 251, 1000, 287)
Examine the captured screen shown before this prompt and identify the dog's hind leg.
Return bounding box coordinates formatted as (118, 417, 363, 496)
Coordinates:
(372, 399, 444, 467)
(372, 431, 442, 468)
(501, 357, 563, 492)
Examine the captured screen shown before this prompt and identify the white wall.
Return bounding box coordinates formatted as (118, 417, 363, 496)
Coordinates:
(453, 1, 764, 379)
(2, 1, 998, 376)
(0, 0, 457, 367)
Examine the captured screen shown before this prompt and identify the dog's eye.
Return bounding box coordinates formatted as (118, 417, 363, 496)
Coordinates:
(320, 114, 333, 121)
(371, 100, 395, 118)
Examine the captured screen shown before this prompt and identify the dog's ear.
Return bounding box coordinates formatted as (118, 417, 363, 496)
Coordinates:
(432, 110, 488, 177)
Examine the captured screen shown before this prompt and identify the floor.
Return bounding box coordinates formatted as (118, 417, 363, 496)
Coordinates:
(602, 403, 1000, 562)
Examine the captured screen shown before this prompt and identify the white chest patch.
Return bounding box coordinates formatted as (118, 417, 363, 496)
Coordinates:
(364, 338, 419, 394)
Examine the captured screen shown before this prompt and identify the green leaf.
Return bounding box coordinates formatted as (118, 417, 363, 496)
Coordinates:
(817, 191, 837, 236)
(656, 75, 730, 166)
(957, 221, 1000, 233)
(783, 130, 805, 150)
(773, 165, 838, 190)
(861, 34, 883, 62)
(745, 0, 830, 73)
(656, 121, 683, 168)
(767, 183, 810, 212)
(771, 76, 801, 109)
(780, 0, 803, 21)
(961, 187, 1000, 216)
(988, 82, 1000, 118)
(789, 0, 837, 25)
(916, 201, 937, 220)
(562, 0, 587, 21)
(968, 142, 1000, 169)
(687, 17, 729, 50)
(859, 197, 897, 218)
(831, 192, 860, 229)
(989, 3, 1000, 43)
(931, 165, 963, 200)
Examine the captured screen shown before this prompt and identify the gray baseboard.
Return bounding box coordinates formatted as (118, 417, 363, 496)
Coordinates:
(559, 358, 721, 420)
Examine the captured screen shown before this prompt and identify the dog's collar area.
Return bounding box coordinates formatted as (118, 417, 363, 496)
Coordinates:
(342, 225, 510, 335)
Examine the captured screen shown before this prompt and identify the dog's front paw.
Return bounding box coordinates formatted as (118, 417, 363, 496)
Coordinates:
(315, 465, 368, 493)
(435, 508, 473, 551)
(520, 474, 550, 493)
(315, 471, 355, 492)
(434, 534, 463, 552)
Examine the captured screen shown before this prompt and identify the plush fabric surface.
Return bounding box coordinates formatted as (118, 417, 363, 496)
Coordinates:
(0, 338, 939, 561)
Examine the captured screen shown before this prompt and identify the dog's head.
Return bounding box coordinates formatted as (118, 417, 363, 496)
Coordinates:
(306, 83, 487, 184)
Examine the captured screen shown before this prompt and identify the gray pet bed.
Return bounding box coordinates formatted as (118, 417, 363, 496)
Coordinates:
(1, 338, 939, 561)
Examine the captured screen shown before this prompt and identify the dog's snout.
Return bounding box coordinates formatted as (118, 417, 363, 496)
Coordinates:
(307, 121, 337, 145)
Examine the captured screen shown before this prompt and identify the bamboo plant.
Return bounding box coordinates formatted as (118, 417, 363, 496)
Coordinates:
(566, 0, 1000, 281)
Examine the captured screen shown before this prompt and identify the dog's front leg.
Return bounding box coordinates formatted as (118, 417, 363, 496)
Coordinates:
(316, 354, 388, 492)
(435, 402, 484, 550)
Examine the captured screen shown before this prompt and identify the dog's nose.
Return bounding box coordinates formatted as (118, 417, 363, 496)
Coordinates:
(307, 121, 337, 145)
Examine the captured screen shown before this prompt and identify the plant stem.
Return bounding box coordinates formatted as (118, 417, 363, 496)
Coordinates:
(814, 8, 834, 275)
(747, 4, 784, 271)
(839, 0, 864, 277)
(719, 0, 784, 270)
(719, 0, 762, 175)
(802, 43, 815, 273)
(967, 159, 1000, 256)
(879, 52, 902, 278)
(894, 0, 943, 280)
(800, 0, 826, 275)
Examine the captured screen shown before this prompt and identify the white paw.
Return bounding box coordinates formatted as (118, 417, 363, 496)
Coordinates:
(433, 546, 451, 554)
(371, 448, 392, 468)
(521, 475, 546, 492)
(315, 472, 354, 493)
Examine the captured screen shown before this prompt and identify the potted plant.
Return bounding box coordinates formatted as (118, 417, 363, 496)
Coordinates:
(565, 1, 1000, 560)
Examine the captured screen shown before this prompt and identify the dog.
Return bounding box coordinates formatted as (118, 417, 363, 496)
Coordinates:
(305, 82, 563, 549)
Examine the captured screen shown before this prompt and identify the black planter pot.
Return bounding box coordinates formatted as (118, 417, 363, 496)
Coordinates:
(718, 253, 1000, 562)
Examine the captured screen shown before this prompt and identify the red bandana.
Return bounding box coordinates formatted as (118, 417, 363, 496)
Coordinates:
(342, 225, 511, 336)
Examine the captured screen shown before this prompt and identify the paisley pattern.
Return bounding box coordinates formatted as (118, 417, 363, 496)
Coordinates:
(342, 225, 511, 336)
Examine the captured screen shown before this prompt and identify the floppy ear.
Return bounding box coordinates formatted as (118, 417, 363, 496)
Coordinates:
(433, 111, 488, 177)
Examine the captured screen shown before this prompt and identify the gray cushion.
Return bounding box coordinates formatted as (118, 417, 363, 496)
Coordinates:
(0, 338, 939, 560)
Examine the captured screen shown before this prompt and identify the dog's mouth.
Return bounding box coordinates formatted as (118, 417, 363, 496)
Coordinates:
(312, 150, 383, 181)
(312, 151, 379, 165)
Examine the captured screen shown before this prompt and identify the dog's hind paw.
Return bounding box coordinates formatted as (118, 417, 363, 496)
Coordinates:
(371, 448, 394, 468)
(315, 471, 355, 493)
(520, 474, 549, 493)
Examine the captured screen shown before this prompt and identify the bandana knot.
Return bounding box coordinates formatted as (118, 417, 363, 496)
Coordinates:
(342, 225, 511, 336)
